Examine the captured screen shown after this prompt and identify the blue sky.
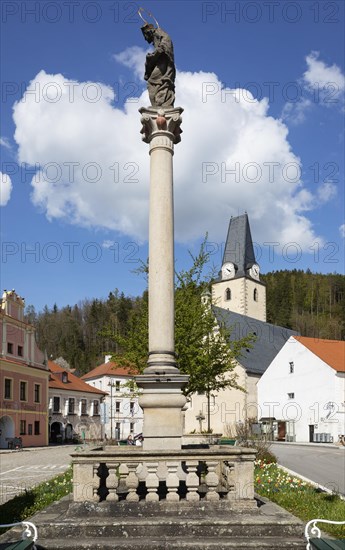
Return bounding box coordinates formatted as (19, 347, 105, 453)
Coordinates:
(1, 0, 344, 312)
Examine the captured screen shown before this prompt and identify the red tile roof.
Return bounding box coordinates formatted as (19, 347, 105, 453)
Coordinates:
(48, 361, 107, 395)
(81, 361, 138, 380)
(294, 336, 345, 373)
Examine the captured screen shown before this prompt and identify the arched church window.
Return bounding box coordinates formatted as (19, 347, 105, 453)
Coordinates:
(225, 288, 231, 301)
(253, 288, 258, 302)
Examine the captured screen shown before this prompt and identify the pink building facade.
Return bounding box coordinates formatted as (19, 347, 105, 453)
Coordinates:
(0, 290, 49, 448)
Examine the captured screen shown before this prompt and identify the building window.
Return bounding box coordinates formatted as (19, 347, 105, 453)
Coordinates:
(115, 401, 121, 413)
(130, 422, 135, 434)
(20, 381, 27, 401)
(253, 288, 258, 302)
(28, 424, 33, 435)
(4, 378, 12, 399)
(18, 345, 23, 357)
(62, 372, 68, 383)
(34, 421, 40, 435)
(20, 420, 26, 435)
(288, 392, 295, 399)
(130, 402, 135, 415)
(93, 400, 99, 415)
(225, 288, 231, 301)
(289, 361, 294, 374)
(53, 396, 60, 413)
(115, 381, 120, 392)
(68, 398, 75, 414)
(7, 342, 13, 354)
(34, 384, 40, 403)
(81, 399, 88, 415)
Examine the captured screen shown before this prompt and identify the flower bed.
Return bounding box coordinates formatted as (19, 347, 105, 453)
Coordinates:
(255, 459, 345, 539)
(0, 467, 73, 533)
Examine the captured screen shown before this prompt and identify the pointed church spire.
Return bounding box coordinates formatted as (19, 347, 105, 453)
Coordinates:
(222, 213, 257, 278)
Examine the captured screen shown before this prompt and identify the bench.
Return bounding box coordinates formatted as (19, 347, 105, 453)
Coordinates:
(0, 522, 37, 550)
(305, 519, 345, 549)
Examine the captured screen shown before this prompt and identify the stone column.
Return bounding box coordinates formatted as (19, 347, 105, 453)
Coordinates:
(137, 107, 189, 451)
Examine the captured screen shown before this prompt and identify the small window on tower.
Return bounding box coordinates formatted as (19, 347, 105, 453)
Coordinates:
(225, 288, 231, 301)
(253, 288, 258, 302)
(289, 362, 294, 374)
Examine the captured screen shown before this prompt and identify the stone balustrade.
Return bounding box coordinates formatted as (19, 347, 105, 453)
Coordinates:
(71, 446, 256, 506)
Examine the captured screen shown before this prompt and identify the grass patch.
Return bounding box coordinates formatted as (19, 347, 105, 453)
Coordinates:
(0, 466, 72, 534)
(255, 459, 345, 538)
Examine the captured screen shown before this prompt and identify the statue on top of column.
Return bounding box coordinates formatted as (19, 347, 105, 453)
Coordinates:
(139, 8, 175, 109)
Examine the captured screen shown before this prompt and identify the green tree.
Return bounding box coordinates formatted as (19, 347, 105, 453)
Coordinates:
(111, 240, 253, 431)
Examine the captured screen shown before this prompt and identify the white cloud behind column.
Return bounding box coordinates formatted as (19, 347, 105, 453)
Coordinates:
(0, 172, 13, 206)
(12, 54, 334, 248)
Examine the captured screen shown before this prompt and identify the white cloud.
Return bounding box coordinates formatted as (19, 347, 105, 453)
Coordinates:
(281, 97, 312, 126)
(339, 224, 345, 238)
(0, 137, 11, 149)
(282, 52, 345, 123)
(102, 240, 115, 249)
(113, 46, 148, 81)
(0, 172, 13, 206)
(317, 181, 337, 203)
(303, 51, 345, 99)
(13, 59, 326, 251)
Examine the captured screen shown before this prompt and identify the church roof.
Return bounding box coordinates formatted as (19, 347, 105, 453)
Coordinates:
(212, 306, 298, 375)
(222, 213, 256, 278)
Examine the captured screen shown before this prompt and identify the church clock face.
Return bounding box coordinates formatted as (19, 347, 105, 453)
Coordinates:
(222, 262, 235, 280)
(250, 263, 260, 280)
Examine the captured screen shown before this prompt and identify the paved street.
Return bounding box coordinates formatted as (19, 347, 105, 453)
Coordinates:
(0, 446, 74, 505)
(271, 443, 345, 495)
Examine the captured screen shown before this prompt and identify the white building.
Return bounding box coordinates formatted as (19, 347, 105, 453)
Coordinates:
(258, 336, 345, 443)
(81, 356, 143, 440)
(49, 360, 106, 442)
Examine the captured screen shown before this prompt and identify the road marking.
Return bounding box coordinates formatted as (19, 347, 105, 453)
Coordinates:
(0, 467, 23, 476)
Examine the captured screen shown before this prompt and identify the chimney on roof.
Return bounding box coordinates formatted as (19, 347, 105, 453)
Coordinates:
(105, 354, 112, 363)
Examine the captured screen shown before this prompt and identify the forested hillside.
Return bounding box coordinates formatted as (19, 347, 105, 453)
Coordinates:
(262, 270, 345, 340)
(26, 270, 345, 375)
(25, 290, 141, 375)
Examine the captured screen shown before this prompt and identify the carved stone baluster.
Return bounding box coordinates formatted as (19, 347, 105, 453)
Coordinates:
(205, 460, 220, 501)
(145, 462, 159, 502)
(117, 463, 129, 499)
(166, 461, 180, 502)
(92, 463, 100, 501)
(106, 463, 119, 501)
(223, 461, 235, 501)
(126, 462, 139, 502)
(185, 460, 200, 502)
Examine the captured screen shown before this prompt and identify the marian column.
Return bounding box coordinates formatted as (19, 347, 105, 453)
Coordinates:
(136, 14, 189, 450)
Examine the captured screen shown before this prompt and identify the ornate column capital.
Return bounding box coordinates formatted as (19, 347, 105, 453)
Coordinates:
(139, 107, 183, 145)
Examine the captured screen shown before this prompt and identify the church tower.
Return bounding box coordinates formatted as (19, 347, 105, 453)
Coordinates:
(212, 214, 266, 321)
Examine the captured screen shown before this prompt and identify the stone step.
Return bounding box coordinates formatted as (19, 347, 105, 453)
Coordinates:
(35, 517, 304, 540)
(35, 536, 306, 550)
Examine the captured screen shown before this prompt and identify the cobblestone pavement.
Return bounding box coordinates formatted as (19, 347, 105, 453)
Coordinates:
(0, 445, 74, 504)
